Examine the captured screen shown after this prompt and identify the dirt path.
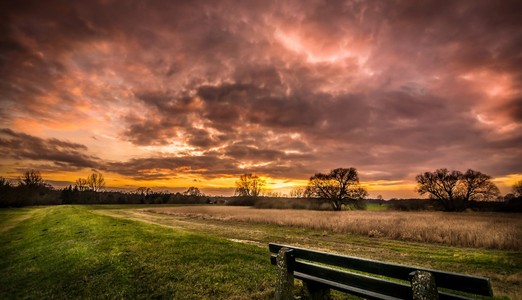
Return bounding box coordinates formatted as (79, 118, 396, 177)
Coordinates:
(94, 208, 268, 247)
(0, 208, 40, 234)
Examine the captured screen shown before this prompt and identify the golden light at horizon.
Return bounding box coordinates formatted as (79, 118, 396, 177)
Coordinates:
(4, 167, 519, 198)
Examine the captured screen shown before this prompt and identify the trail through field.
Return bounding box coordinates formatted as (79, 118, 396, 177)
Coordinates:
(0, 208, 41, 234)
(94, 208, 269, 247)
(93, 206, 521, 299)
(0, 206, 276, 299)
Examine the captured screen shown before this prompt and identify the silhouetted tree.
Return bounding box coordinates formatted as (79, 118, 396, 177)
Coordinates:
(75, 178, 89, 191)
(235, 173, 265, 197)
(136, 187, 152, 195)
(87, 172, 105, 192)
(289, 186, 305, 198)
(135, 187, 152, 203)
(513, 180, 522, 198)
(416, 168, 499, 211)
(0, 177, 14, 206)
(18, 170, 45, 188)
(0, 177, 11, 188)
(184, 186, 203, 196)
(306, 167, 368, 211)
(61, 185, 75, 204)
(75, 172, 106, 192)
(14, 170, 55, 206)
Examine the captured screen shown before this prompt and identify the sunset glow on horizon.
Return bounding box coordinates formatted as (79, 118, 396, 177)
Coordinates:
(1, 1, 521, 198)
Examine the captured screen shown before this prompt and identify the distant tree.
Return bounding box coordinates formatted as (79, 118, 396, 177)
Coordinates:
(266, 191, 282, 197)
(87, 172, 105, 192)
(235, 173, 265, 197)
(136, 187, 152, 196)
(74, 172, 105, 192)
(504, 193, 516, 202)
(416, 168, 500, 211)
(306, 167, 368, 211)
(0, 177, 13, 206)
(75, 178, 89, 191)
(14, 170, 54, 206)
(461, 169, 500, 201)
(184, 186, 203, 197)
(61, 185, 76, 204)
(289, 186, 305, 198)
(513, 180, 522, 197)
(0, 177, 12, 188)
(18, 170, 45, 188)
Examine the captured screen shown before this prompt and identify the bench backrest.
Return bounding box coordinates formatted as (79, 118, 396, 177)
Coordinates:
(269, 243, 493, 300)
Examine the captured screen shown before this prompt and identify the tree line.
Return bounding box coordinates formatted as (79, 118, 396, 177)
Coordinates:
(235, 167, 521, 212)
(1, 168, 521, 211)
(0, 170, 210, 207)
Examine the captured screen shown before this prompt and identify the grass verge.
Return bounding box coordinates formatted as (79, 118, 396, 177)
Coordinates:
(0, 206, 275, 299)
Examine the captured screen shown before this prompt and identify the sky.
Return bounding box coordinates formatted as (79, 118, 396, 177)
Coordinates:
(1, 0, 521, 198)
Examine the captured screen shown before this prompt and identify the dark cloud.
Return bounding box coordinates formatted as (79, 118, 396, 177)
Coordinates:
(106, 152, 313, 181)
(0, 129, 314, 180)
(0, 128, 99, 170)
(1, 0, 521, 188)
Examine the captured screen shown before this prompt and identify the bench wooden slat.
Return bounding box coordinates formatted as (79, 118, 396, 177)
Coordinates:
(271, 255, 481, 300)
(437, 292, 479, 300)
(295, 260, 413, 299)
(295, 272, 403, 300)
(269, 243, 493, 296)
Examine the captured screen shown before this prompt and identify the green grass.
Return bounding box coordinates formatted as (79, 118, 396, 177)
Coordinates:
(364, 203, 390, 211)
(1, 205, 520, 299)
(0, 206, 275, 299)
(97, 206, 520, 299)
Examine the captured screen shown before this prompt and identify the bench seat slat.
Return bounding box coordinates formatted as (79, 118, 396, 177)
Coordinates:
(295, 272, 403, 300)
(295, 260, 413, 299)
(271, 256, 479, 300)
(269, 243, 492, 296)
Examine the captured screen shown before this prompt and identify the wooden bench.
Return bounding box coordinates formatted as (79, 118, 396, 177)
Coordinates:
(269, 243, 493, 300)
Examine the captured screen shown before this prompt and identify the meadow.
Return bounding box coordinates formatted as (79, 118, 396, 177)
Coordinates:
(1, 205, 521, 299)
(144, 206, 521, 250)
(0, 206, 275, 299)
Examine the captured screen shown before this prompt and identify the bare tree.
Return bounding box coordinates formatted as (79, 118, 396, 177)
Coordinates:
(266, 191, 282, 197)
(18, 170, 45, 188)
(0, 177, 12, 188)
(75, 172, 106, 192)
(235, 173, 265, 197)
(289, 186, 305, 198)
(136, 187, 152, 196)
(306, 167, 368, 211)
(461, 169, 500, 201)
(184, 186, 203, 196)
(416, 168, 499, 211)
(75, 178, 89, 191)
(87, 172, 105, 192)
(513, 180, 522, 197)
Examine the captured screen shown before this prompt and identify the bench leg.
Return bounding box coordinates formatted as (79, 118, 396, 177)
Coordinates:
(275, 247, 294, 300)
(303, 280, 331, 300)
(409, 270, 438, 300)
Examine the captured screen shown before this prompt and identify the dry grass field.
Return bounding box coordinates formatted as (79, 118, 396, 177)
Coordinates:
(145, 206, 521, 251)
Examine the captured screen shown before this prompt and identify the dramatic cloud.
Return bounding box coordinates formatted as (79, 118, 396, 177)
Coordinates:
(1, 0, 521, 196)
(0, 128, 100, 170)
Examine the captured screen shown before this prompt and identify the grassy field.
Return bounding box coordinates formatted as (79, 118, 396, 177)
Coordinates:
(0, 206, 275, 299)
(1, 205, 521, 299)
(144, 206, 521, 250)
